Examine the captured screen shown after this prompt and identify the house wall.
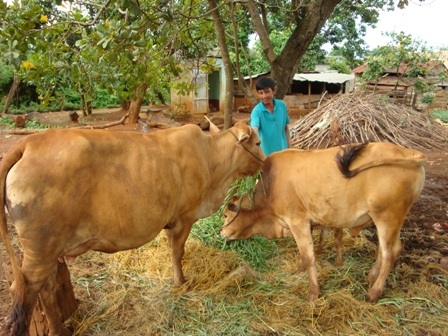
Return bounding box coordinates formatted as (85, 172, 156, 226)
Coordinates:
(170, 58, 225, 115)
(171, 69, 196, 115)
(432, 86, 448, 110)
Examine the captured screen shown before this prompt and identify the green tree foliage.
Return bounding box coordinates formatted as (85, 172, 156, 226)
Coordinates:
(0, 60, 14, 93)
(1, 0, 217, 116)
(327, 57, 352, 74)
(230, 0, 416, 98)
(0, 0, 433, 116)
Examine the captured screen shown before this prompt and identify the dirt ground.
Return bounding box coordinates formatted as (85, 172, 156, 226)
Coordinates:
(0, 108, 447, 330)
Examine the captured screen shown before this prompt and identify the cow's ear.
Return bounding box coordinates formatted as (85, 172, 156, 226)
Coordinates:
(236, 133, 250, 144)
(228, 202, 239, 212)
(205, 116, 220, 133)
(232, 123, 251, 144)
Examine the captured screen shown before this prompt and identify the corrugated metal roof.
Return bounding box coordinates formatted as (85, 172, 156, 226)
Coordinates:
(293, 73, 355, 84)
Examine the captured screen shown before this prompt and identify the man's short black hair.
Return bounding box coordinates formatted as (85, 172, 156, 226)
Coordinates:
(255, 77, 276, 91)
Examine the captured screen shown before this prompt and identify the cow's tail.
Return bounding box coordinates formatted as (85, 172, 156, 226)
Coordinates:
(0, 144, 28, 335)
(337, 143, 427, 178)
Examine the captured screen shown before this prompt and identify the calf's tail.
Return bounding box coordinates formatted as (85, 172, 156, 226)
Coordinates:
(337, 143, 427, 178)
(0, 144, 29, 335)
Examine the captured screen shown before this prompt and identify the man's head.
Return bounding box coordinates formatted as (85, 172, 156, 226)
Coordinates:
(255, 77, 276, 91)
(255, 77, 276, 103)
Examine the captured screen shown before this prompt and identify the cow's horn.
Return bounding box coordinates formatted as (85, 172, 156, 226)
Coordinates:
(205, 116, 220, 133)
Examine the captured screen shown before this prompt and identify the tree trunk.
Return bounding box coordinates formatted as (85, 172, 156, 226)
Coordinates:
(126, 83, 148, 124)
(156, 90, 166, 105)
(2, 72, 20, 115)
(121, 100, 130, 112)
(86, 100, 92, 116)
(245, 0, 341, 98)
(80, 94, 87, 116)
(208, 0, 234, 129)
(69, 111, 79, 123)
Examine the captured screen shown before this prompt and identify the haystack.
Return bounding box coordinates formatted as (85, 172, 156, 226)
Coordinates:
(290, 92, 448, 149)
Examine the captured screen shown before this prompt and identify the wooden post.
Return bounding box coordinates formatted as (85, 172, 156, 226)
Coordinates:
(308, 82, 311, 112)
(14, 116, 26, 128)
(69, 111, 79, 124)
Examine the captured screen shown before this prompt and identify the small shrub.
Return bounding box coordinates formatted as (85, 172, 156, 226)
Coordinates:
(430, 109, 448, 123)
(24, 119, 50, 130)
(0, 116, 15, 128)
(92, 89, 120, 108)
(421, 94, 435, 104)
(63, 102, 80, 111)
(0, 115, 49, 129)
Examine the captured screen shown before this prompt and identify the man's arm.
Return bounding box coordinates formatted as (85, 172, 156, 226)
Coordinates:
(252, 126, 259, 137)
(285, 124, 291, 148)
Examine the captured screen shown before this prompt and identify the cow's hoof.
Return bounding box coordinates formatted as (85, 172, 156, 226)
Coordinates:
(365, 292, 380, 303)
(171, 282, 189, 293)
(297, 264, 306, 273)
(307, 293, 319, 301)
(49, 325, 72, 336)
(335, 259, 343, 267)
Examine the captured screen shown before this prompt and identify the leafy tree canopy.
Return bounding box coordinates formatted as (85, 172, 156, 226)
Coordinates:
(0, 0, 435, 113)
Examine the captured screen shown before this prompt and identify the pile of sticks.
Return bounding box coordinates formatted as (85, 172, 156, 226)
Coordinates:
(290, 92, 448, 149)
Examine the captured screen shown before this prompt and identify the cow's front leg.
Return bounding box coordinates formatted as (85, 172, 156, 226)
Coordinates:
(165, 220, 194, 286)
(367, 244, 382, 287)
(289, 220, 319, 301)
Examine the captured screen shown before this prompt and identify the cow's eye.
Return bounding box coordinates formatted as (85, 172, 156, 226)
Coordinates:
(256, 141, 261, 146)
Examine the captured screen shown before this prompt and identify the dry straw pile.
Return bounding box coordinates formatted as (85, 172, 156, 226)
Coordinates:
(65, 230, 448, 335)
(290, 92, 448, 150)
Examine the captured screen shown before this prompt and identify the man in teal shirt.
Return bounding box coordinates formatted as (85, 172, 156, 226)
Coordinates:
(250, 77, 291, 156)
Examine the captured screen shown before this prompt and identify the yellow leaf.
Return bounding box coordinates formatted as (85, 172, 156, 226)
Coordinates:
(21, 61, 35, 69)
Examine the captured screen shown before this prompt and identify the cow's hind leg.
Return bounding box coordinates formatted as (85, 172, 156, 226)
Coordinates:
(366, 219, 403, 302)
(334, 229, 343, 267)
(315, 228, 328, 255)
(289, 220, 320, 301)
(315, 228, 343, 267)
(165, 219, 195, 286)
(39, 262, 73, 336)
(7, 256, 58, 336)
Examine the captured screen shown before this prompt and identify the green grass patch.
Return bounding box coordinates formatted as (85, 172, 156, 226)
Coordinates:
(0, 116, 51, 130)
(430, 109, 448, 123)
(24, 119, 50, 130)
(0, 116, 14, 128)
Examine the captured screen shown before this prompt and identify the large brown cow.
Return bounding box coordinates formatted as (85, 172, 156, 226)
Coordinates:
(0, 121, 264, 335)
(221, 142, 426, 302)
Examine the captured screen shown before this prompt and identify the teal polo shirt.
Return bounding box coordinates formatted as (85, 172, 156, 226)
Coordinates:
(250, 99, 290, 156)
